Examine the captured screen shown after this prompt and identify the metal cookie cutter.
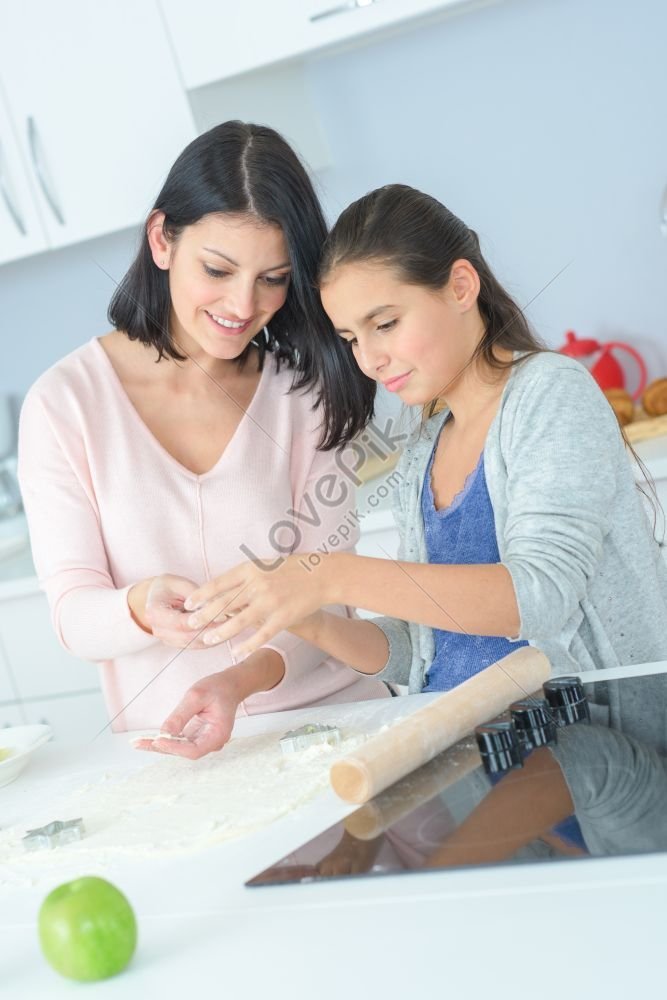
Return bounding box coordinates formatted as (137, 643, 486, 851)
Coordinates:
(23, 818, 85, 852)
(280, 724, 342, 755)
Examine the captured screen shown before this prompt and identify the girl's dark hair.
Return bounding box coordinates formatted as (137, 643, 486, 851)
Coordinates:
(319, 183, 545, 418)
(108, 120, 373, 448)
(319, 183, 663, 532)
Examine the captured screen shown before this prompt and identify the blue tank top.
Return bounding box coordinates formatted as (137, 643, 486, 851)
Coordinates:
(421, 429, 528, 692)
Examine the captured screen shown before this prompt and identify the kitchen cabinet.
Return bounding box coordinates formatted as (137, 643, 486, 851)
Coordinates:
(0, 84, 48, 266)
(0, 0, 195, 256)
(0, 704, 24, 728)
(159, 0, 498, 90)
(0, 629, 17, 703)
(0, 580, 107, 740)
(20, 692, 108, 741)
(0, 591, 101, 701)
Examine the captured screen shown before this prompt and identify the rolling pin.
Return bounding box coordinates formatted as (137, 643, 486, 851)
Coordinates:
(343, 739, 480, 841)
(330, 646, 550, 804)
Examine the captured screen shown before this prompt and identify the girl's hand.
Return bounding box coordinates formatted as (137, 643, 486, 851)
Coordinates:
(144, 574, 219, 649)
(183, 554, 332, 658)
(133, 670, 242, 760)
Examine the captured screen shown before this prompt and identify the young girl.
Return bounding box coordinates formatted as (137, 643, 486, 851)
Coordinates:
(180, 182, 667, 729)
(17, 122, 388, 753)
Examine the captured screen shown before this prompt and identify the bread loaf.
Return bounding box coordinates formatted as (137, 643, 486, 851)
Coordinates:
(604, 388, 634, 426)
(642, 378, 667, 417)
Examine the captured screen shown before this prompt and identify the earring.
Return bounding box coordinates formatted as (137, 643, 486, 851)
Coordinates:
(263, 326, 270, 344)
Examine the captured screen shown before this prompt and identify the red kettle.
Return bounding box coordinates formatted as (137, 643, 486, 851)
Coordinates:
(557, 330, 647, 401)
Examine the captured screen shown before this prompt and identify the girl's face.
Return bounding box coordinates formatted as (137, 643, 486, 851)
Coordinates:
(150, 212, 291, 362)
(320, 261, 482, 406)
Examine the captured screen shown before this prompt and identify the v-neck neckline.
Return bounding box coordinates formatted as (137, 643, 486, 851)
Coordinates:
(92, 336, 270, 482)
(425, 417, 484, 515)
(424, 352, 526, 512)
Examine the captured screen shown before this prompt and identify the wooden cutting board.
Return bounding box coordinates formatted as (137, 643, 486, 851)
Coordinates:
(624, 414, 667, 444)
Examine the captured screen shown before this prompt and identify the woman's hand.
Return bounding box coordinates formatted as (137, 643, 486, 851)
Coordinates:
(183, 554, 334, 658)
(132, 669, 243, 760)
(143, 574, 221, 649)
(132, 650, 285, 760)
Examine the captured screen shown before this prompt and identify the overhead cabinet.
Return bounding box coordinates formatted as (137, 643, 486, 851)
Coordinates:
(159, 0, 497, 90)
(0, 0, 497, 266)
(0, 85, 48, 266)
(0, 0, 195, 257)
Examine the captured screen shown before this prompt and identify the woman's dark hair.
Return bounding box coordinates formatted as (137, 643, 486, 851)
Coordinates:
(318, 183, 545, 419)
(108, 120, 373, 448)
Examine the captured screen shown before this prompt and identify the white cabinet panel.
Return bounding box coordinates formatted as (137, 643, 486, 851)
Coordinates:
(160, 0, 497, 89)
(0, 704, 25, 728)
(0, 627, 16, 702)
(0, 85, 48, 265)
(0, 592, 101, 700)
(22, 691, 108, 742)
(0, 0, 195, 250)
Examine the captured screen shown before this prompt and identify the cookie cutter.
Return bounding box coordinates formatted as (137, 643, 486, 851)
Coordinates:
(22, 818, 85, 852)
(280, 724, 342, 755)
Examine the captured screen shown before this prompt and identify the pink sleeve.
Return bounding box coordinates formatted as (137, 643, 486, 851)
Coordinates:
(17, 391, 158, 661)
(253, 436, 361, 695)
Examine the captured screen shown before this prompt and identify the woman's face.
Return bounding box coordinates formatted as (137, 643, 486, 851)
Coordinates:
(155, 213, 291, 362)
(320, 261, 481, 406)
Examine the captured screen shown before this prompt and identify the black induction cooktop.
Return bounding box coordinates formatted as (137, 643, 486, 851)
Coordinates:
(246, 672, 667, 887)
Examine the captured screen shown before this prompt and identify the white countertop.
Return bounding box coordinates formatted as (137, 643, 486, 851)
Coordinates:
(1, 666, 666, 999)
(633, 434, 667, 480)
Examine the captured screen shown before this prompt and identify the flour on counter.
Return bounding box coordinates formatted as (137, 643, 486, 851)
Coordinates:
(0, 726, 376, 889)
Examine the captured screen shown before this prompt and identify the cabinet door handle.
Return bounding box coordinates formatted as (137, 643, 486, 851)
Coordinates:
(26, 116, 65, 226)
(310, 0, 378, 23)
(660, 183, 667, 237)
(0, 138, 26, 235)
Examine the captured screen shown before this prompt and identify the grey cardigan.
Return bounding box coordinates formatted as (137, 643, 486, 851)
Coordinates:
(372, 351, 667, 691)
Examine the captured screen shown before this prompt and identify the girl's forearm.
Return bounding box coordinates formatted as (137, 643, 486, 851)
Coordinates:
(231, 648, 285, 699)
(323, 554, 520, 638)
(290, 612, 390, 675)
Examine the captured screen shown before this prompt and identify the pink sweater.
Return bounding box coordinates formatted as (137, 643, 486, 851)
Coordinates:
(18, 338, 386, 731)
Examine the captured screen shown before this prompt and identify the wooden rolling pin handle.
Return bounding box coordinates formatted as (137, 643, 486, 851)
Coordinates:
(330, 647, 551, 805)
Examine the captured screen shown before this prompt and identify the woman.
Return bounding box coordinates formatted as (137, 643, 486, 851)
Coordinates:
(17, 122, 388, 754)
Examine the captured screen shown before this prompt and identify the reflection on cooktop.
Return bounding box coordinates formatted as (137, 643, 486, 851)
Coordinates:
(246, 674, 667, 887)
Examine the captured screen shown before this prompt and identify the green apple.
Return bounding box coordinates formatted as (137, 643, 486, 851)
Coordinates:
(38, 876, 137, 981)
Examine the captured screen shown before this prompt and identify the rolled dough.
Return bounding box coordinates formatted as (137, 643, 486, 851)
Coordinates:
(0, 725, 375, 889)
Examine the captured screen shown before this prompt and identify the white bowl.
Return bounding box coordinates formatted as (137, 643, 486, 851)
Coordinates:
(0, 724, 52, 788)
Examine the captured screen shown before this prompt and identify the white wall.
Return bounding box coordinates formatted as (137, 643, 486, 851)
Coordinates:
(309, 0, 667, 374)
(1, 0, 666, 416)
(0, 227, 137, 395)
